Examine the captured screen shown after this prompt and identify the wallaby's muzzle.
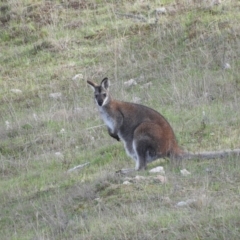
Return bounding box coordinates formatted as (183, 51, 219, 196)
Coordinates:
(95, 92, 107, 106)
(97, 99, 103, 106)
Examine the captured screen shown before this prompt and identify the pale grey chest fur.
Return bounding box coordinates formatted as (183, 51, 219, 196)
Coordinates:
(99, 108, 115, 132)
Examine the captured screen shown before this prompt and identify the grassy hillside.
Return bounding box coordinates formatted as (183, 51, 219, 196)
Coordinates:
(1, 0, 240, 239)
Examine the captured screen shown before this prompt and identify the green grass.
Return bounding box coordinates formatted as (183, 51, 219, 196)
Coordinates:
(0, 0, 240, 239)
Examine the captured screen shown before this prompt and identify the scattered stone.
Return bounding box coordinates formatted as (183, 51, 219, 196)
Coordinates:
(162, 197, 172, 205)
(148, 18, 157, 25)
(155, 7, 167, 15)
(60, 128, 65, 134)
(132, 97, 141, 104)
(123, 181, 132, 185)
(140, 82, 152, 89)
(222, 62, 231, 70)
(124, 79, 137, 88)
(180, 169, 191, 176)
(10, 89, 22, 94)
(124, 177, 132, 181)
(49, 92, 62, 100)
(176, 201, 188, 207)
(72, 73, 83, 80)
(135, 75, 145, 83)
(55, 152, 64, 159)
(155, 175, 167, 183)
(205, 168, 213, 173)
(176, 195, 207, 209)
(135, 175, 146, 181)
(149, 166, 165, 174)
(94, 198, 102, 203)
(5, 121, 11, 130)
(33, 113, 38, 121)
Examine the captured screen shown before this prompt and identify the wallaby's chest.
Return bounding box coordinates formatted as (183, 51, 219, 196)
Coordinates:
(99, 109, 115, 131)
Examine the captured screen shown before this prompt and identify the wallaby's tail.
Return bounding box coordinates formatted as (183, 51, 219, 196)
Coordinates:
(182, 149, 240, 160)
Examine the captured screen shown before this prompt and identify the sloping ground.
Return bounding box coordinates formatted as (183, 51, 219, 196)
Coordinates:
(0, 0, 240, 239)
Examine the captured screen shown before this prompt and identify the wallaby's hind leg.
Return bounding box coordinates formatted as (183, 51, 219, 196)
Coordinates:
(133, 122, 177, 170)
(133, 139, 147, 170)
(133, 137, 160, 170)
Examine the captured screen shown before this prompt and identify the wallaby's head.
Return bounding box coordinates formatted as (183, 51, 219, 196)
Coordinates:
(87, 77, 110, 107)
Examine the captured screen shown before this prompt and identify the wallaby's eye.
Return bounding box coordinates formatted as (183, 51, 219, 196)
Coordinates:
(103, 93, 106, 98)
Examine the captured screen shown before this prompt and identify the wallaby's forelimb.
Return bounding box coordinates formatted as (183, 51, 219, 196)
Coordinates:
(108, 128, 120, 141)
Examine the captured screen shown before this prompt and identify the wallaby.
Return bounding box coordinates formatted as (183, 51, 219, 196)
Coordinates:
(87, 77, 240, 171)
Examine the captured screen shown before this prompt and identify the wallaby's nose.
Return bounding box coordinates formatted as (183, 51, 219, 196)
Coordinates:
(97, 99, 103, 106)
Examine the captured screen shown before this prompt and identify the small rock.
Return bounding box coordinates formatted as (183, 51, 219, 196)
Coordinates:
(186, 199, 197, 204)
(5, 121, 11, 130)
(176, 199, 195, 207)
(176, 198, 204, 209)
(140, 82, 152, 89)
(132, 97, 141, 104)
(33, 113, 38, 121)
(123, 181, 132, 185)
(135, 75, 145, 83)
(162, 197, 172, 204)
(72, 73, 83, 80)
(149, 166, 165, 174)
(49, 92, 62, 100)
(148, 18, 157, 25)
(176, 201, 188, 207)
(155, 175, 167, 183)
(124, 79, 137, 88)
(222, 62, 231, 70)
(135, 175, 146, 181)
(55, 152, 64, 159)
(155, 7, 167, 14)
(205, 168, 213, 173)
(60, 128, 65, 134)
(180, 169, 191, 176)
(124, 177, 132, 181)
(10, 89, 22, 94)
(94, 198, 102, 203)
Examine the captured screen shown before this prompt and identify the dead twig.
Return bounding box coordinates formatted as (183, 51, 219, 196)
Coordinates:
(67, 162, 90, 172)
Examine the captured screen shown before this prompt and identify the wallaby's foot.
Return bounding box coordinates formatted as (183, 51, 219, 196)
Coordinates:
(135, 161, 147, 171)
(116, 168, 135, 174)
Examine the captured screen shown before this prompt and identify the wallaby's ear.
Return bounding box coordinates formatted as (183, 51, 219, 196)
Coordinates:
(101, 77, 109, 90)
(87, 80, 97, 91)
